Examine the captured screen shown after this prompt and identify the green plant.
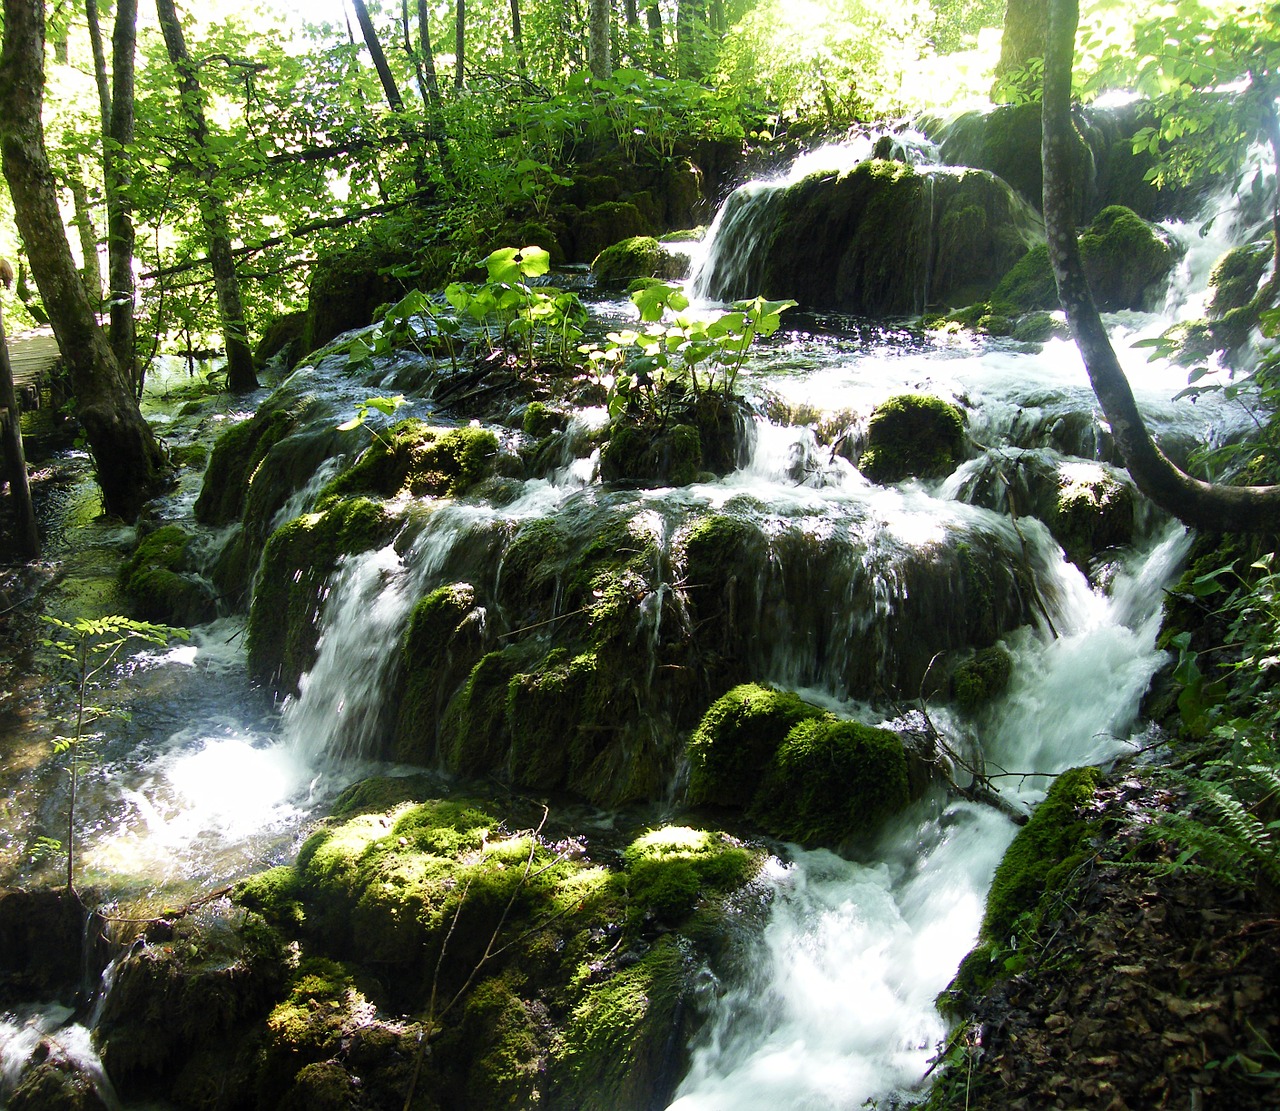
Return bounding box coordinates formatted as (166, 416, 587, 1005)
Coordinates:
(336, 393, 409, 447)
(582, 282, 795, 425)
(41, 614, 187, 894)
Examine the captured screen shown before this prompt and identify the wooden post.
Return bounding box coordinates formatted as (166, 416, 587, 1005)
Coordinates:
(0, 257, 41, 559)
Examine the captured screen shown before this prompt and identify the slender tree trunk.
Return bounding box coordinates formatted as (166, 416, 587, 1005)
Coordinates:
(68, 174, 103, 305)
(154, 0, 258, 392)
(414, 0, 455, 179)
(455, 0, 465, 88)
(676, 0, 705, 79)
(646, 1, 664, 71)
(0, 266, 39, 558)
(85, 0, 111, 122)
(1043, 0, 1280, 533)
(509, 0, 528, 76)
(1, 0, 169, 520)
(351, 0, 405, 112)
(589, 0, 612, 79)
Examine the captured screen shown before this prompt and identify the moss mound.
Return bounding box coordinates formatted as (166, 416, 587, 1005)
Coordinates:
(601, 421, 702, 488)
(320, 419, 499, 505)
(687, 683, 827, 808)
(1048, 464, 1136, 571)
(119, 524, 217, 626)
(943, 765, 1102, 1011)
(622, 825, 758, 922)
(193, 401, 301, 527)
(591, 236, 688, 288)
(859, 393, 966, 483)
(247, 497, 397, 692)
(953, 645, 1014, 710)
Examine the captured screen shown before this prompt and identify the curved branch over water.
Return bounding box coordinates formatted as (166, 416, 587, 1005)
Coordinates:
(1043, 0, 1280, 534)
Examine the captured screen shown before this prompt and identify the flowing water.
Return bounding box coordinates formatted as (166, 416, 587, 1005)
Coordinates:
(0, 140, 1260, 1106)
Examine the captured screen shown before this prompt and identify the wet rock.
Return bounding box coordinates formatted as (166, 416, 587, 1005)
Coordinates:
(6, 1051, 111, 1111)
(591, 236, 689, 288)
(255, 310, 307, 370)
(0, 888, 92, 1002)
(858, 393, 967, 483)
(1047, 463, 1137, 573)
(952, 645, 1014, 710)
(119, 523, 218, 626)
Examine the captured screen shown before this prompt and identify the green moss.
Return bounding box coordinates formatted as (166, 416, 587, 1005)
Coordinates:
(1011, 310, 1060, 343)
(439, 646, 529, 775)
(522, 400, 564, 438)
(194, 403, 299, 526)
(944, 765, 1101, 1011)
(247, 497, 397, 692)
(119, 524, 216, 626)
(1048, 465, 1135, 571)
(234, 866, 305, 930)
(1208, 239, 1271, 320)
(1078, 205, 1175, 311)
(393, 583, 483, 765)
(859, 393, 966, 484)
(329, 773, 439, 817)
(622, 825, 759, 922)
(169, 442, 210, 470)
(600, 421, 702, 488)
(507, 649, 607, 792)
(686, 683, 827, 808)
(320, 420, 499, 505)
(591, 236, 686, 288)
(750, 717, 925, 846)
(953, 646, 1014, 710)
(450, 977, 545, 1111)
(548, 938, 688, 1111)
(992, 243, 1057, 311)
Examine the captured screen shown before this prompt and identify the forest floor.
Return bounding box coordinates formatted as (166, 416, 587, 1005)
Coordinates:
(944, 773, 1280, 1110)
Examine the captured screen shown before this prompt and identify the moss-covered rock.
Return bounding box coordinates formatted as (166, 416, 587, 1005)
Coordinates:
(750, 716, 928, 846)
(119, 524, 217, 626)
(592, 236, 688, 288)
(571, 201, 652, 264)
(393, 582, 488, 765)
(859, 393, 966, 483)
(953, 645, 1014, 710)
(600, 421, 702, 488)
(193, 400, 302, 527)
(447, 976, 546, 1111)
(547, 938, 690, 1110)
(93, 908, 289, 1087)
(247, 497, 398, 692)
(6, 1057, 111, 1111)
(320, 420, 500, 506)
(995, 206, 1176, 313)
(703, 159, 1038, 316)
(1048, 463, 1136, 572)
(686, 682, 827, 808)
(942, 765, 1101, 1012)
(622, 825, 759, 922)
(255, 310, 307, 369)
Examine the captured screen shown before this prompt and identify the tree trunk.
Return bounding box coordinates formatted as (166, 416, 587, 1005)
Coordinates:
(351, 0, 405, 112)
(0, 0, 169, 521)
(154, 0, 258, 392)
(589, 0, 612, 80)
(996, 0, 1047, 97)
(455, 0, 465, 88)
(1043, 0, 1280, 533)
(68, 174, 103, 305)
(413, 0, 455, 179)
(509, 0, 528, 76)
(646, 1, 664, 70)
(0, 271, 39, 559)
(676, 0, 705, 80)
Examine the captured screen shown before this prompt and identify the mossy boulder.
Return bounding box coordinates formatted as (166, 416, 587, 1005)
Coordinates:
(193, 398, 304, 527)
(591, 236, 688, 288)
(750, 716, 928, 846)
(393, 582, 487, 765)
(546, 937, 690, 1110)
(1209, 239, 1271, 319)
(255, 310, 307, 369)
(859, 394, 966, 483)
(93, 908, 289, 1087)
(995, 206, 1176, 313)
(6, 1057, 111, 1111)
(1047, 463, 1136, 572)
(320, 420, 500, 506)
(119, 524, 218, 626)
(686, 683, 827, 808)
(247, 497, 398, 692)
(703, 159, 1038, 316)
(953, 645, 1014, 710)
(622, 825, 759, 923)
(943, 765, 1101, 1012)
(600, 421, 702, 487)
(570, 201, 652, 264)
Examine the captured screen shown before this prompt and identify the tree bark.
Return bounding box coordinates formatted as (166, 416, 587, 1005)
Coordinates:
(0, 0, 169, 521)
(1043, 0, 1280, 533)
(646, 1, 664, 70)
(350, 0, 405, 112)
(1, 272, 40, 559)
(67, 173, 103, 305)
(509, 0, 528, 76)
(996, 0, 1047, 95)
(589, 0, 612, 80)
(155, 0, 258, 392)
(455, 0, 465, 88)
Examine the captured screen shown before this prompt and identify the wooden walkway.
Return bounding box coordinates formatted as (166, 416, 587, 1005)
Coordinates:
(5, 327, 62, 409)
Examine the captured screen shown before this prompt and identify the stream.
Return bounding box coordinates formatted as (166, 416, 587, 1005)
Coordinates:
(0, 138, 1259, 1108)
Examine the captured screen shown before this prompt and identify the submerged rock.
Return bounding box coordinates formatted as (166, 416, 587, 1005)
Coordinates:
(119, 524, 217, 626)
